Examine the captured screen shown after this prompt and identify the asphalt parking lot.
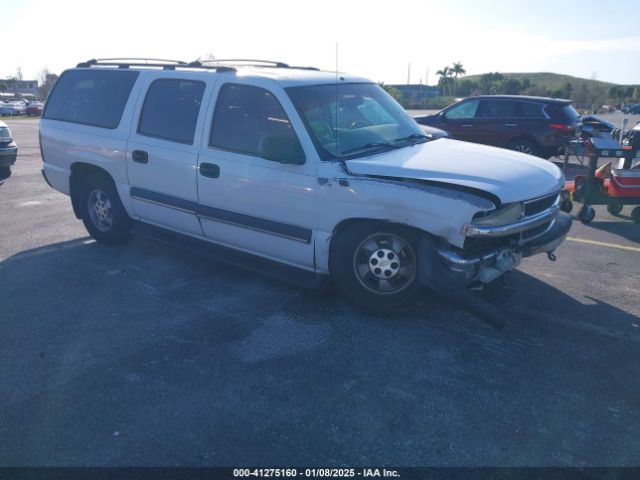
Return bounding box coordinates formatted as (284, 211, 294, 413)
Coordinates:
(1, 116, 639, 467)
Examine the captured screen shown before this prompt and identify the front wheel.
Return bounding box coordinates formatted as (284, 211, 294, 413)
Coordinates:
(578, 205, 596, 224)
(329, 222, 424, 313)
(507, 138, 539, 157)
(607, 203, 623, 216)
(631, 207, 640, 224)
(0, 166, 11, 178)
(79, 173, 132, 244)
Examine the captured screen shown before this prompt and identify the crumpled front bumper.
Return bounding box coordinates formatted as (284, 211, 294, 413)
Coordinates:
(434, 212, 572, 284)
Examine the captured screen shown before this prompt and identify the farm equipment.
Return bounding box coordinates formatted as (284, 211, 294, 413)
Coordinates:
(561, 130, 640, 224)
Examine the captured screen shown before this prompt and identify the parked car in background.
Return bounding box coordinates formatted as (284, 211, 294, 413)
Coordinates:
(0, 120, 17, 176)
(415, 95, 582, 159)
(0, 101, 26, 116)
(26, 102, 44, 116)
(629, 105, 640, 115)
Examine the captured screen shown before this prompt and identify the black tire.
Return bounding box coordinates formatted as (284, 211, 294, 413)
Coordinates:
(507, 138, 539, 157)
(578, 205, 596, 224)
(329, 222, 424, 313)
(0, 166, 11, 178)
(632, 207, 640, 224)
(560, 199, 573, 213)
(606, 203, 623, 216)
(78, 172, 132, 244)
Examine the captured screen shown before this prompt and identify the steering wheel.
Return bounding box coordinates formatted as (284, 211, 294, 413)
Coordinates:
(349, 120, 368, 129)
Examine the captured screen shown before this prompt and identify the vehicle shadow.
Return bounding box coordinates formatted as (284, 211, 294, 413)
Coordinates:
(583, 218, 640, 243)
(2, 236, 637, 337)
(478, 270, 639, 336)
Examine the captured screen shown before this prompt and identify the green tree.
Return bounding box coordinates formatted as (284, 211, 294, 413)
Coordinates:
(563, 82, 573, 99)
(456, 79, 479, 97)
(436, 66, 454, 96)
(450, 61, 466, 95)
(378, 82, 404, 103)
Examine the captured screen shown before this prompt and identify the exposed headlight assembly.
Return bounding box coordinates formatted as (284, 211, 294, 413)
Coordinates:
(462, 203, 524, 235)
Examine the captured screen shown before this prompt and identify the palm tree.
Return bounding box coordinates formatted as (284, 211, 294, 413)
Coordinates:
(451, 62, 466, 95)
(436, 66, 453, 96)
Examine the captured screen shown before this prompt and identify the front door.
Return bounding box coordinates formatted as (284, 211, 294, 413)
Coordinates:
(196, 81, 317, 269)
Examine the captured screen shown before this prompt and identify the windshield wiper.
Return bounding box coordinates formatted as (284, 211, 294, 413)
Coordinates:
(340, 142, 402, 156)
(394, 133, 429, 144)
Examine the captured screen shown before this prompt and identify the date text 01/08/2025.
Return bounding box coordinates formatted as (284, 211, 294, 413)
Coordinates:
(232, 468, 400, 478)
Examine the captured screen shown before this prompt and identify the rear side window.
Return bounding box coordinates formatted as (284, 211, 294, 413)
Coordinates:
(138, 79, 205, 144)
(516, 102, 545, 118)
(477, 100, 518, 118)
(43, 70, 138, 129)
(560, 104, 580, 122)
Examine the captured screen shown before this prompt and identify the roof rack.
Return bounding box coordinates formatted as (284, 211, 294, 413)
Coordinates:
(76, 58, 236, 72)
(197, 58, 320, 71)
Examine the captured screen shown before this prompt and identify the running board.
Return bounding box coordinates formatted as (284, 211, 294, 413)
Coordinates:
(130, 221, 328, 290)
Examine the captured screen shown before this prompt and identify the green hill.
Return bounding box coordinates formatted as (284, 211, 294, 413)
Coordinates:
(451, 72, 639, 110)
(461, 72, 618, 92)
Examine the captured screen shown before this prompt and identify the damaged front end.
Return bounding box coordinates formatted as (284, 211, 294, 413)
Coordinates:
(417, 192, 572, 329)
(437, 192, 570, 286)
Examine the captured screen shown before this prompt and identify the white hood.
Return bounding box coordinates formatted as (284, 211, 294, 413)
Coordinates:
(345, 139, 564, 204)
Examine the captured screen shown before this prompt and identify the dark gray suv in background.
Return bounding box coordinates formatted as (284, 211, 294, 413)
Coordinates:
(415, 95, 581, 158)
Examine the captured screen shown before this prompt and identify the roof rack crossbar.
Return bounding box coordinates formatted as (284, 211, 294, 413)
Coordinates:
(82, 58, 189, 65)
(76, 58, 236, 72)
(199, 58, 291, 68)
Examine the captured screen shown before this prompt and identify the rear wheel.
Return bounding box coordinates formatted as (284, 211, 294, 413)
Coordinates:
(606, 203, 623, 216)
(0, 166, 11, 178)
(507, 138, 539, 157)
(79, 173, 132, 244)
(632, 207, 640, 224)
(330, 222, 423, 313)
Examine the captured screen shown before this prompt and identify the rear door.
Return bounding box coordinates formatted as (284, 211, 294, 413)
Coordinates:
(473, 98, 520, 147)
(126, 74, 212, 236)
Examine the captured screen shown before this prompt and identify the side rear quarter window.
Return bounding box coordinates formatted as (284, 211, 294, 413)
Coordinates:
(137, 79, 205, 144)
(43, 70, 139, 129)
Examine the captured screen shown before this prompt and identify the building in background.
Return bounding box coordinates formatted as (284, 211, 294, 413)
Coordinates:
(0, 78, 39, 100)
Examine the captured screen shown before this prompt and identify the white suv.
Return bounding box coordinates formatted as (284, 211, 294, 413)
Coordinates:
(40, 58, 571, 315)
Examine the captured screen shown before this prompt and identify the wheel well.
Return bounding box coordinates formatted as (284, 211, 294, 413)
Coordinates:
(506, 135, 539, 149)
(69, 163, 113, 219)
(328, 218, 425, 267)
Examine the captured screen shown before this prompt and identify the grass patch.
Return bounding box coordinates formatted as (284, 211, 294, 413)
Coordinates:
(0, 115, 40, 121)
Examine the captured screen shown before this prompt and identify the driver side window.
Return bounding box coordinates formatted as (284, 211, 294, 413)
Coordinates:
(445, 99, 480, 120)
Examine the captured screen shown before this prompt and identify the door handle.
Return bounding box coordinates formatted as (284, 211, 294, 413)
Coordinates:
(132, 150, 149, 164)
(461, 124, 473, 128)
(200, 162, 220, 179)
(505, 123, 518, 127)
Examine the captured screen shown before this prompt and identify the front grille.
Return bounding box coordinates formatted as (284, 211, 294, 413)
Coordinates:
(524, 192, 559, 216)
(522, 221, 552, 240)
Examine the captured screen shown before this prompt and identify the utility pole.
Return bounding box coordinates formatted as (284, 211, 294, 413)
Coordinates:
(407, 62, 411, 85)
(426, 68, 429, 86)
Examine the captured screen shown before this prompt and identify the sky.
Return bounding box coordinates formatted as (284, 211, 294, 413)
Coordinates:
(2, 0, 639, 85)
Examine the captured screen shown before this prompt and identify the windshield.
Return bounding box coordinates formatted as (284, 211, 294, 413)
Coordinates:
(286, 83, 427, 160)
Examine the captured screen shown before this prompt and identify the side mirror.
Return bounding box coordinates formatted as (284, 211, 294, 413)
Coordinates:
(259, 135, 306, 165)
(439, 112, 447, 122)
